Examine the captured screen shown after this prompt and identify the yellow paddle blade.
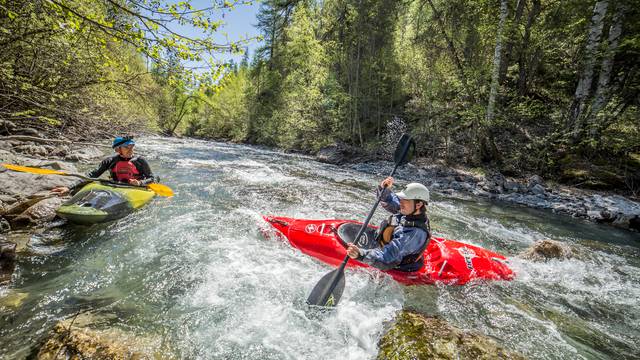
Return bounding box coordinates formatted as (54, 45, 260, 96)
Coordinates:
(147, 183, 174, 197)
(1, 163, 68, 176)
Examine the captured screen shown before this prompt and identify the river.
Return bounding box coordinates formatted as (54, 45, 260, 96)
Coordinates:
(1, 137, 639, 359)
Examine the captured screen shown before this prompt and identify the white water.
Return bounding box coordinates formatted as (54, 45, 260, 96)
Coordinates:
(1, 137, 639, 359)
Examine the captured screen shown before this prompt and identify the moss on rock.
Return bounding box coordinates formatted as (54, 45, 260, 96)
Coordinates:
(377, 311, 525, 360)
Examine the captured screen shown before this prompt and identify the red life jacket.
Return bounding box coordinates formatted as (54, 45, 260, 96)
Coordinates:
(111, 158, 140, 182)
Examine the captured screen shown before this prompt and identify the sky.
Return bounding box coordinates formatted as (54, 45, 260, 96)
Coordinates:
(174, 0, 264, 70)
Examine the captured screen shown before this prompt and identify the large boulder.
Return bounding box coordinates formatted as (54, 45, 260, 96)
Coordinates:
(316, 142, 377, 165)
(519, 239, 572, 261)
(377, 311, 525, 360)
(0, 161, 79, 198)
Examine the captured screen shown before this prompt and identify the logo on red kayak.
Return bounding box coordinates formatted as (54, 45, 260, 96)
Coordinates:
(457, 247, 476, 270)
(305, 224, 317, 233)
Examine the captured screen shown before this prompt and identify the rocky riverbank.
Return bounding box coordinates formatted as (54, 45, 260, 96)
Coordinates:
(317, 143, 640, 232)
(0, 136, 106, 286)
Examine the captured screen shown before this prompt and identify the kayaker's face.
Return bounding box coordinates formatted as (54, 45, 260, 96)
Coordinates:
(116, 144, 135, 159)
(399, 199, 416, 215)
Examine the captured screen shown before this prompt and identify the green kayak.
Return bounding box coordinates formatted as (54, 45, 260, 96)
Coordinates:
(57, 182, 156, 224)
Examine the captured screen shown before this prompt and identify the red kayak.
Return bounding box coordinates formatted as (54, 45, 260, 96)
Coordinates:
(262, 216, 514, 285)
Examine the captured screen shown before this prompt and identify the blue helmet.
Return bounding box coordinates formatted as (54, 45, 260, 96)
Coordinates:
(112, 136, 135, 149)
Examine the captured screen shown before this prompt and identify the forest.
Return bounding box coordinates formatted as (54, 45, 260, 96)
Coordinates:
(1, 0, 639, 193)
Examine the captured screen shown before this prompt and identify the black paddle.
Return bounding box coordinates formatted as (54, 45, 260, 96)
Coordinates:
(306, 134, 416, 307)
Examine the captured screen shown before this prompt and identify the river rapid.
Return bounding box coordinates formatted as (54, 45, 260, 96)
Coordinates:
(1, 137, 639, 359)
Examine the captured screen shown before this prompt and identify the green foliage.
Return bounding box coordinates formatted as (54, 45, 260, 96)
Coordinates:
(185, 68, 250, 142)
(0, 0, 253, 136)
(217, 0, 637, 189)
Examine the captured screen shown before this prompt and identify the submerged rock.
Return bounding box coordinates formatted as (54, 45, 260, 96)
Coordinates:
(0, 290, 28, 310)
(0, 240, 16, 285)
(37, 314, 169, 360)
(519, 239, 572, 261)
(377, 311, 525, 360)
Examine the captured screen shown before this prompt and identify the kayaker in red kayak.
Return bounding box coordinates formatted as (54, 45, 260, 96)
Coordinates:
(52, 136, 156, 195)
(346, 177, 431, 272)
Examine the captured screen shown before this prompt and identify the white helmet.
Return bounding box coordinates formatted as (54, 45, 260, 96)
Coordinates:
(396, 183, 430, 203)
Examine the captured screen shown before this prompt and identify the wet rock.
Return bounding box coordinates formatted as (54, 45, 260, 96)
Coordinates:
(0, 290, 28, 310)
(450, 181, 462, 190)
(7, 230, 31, 253)
(527, 175, 544, 189)
(529, 184, 546, 196)
(0, 240, 16, 285)
(612, 214, 639, 230)
(316, 144, 345, 164)
(473, 189, 491, 197)
(5, 194, 53, 216)
(37, 314, 167, 360)
(12, 197, 64, 227)
(487, 172, 506, 188)
(459, 182, 474, 191)
(551, 203, 569, 214)
(519, 239, 572, 261)
(0, 217, 10, 233)
(65, 146, 104, 162)
(503, 180, 520, 192)
(586, 210, 604, 221)
(377, 311, 524, 360)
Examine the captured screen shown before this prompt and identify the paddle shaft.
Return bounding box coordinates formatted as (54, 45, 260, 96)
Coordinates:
(61, 172, 151, 189)
(2, 163, 172, 196)
(306, 133, 414, 306)
(320, 159, 404, 303)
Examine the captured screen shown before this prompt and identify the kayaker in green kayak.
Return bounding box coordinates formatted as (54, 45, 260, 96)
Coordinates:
(346, 177, 431, 272)
(52, 136, 156, 195)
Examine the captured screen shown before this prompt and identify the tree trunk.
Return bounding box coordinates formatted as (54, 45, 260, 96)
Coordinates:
(498, 0, 526, 85)
(424, 0, 474, 102)
(517, 0, 540, 96)
(568, 0, 608, 136)
(587, 2, 626, 137)
(486, 0, 509, 124)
